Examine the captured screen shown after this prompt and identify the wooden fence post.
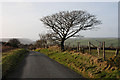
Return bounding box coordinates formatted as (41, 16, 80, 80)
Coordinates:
(103, 42, 105, 60)
(88, 42, 91, 54)
(77, 42, 79, 52)
(77, 42, 80, 52)
(97, 47, 100, 57)
(115, 49, 119, 57)
(79, 43, 81, 51)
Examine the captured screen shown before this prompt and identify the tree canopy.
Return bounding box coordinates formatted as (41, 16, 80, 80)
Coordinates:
(40, 10, 101, 50)
(8, 38, 20, 48)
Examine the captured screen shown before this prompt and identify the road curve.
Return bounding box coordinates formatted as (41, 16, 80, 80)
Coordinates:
(7, 51, 85, 78)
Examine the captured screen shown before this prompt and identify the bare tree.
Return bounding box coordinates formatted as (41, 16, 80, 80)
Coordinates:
(40, 10, 101, 51)
(45, 33, 60, 45)
(37, 33, 60, 48)
(37, 34, 47, 48)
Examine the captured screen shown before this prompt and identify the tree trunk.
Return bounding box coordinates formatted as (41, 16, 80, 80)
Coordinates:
(61, 40, 65, 51)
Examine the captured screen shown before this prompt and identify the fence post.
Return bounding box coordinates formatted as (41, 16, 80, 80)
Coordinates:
(79, 43, 81, 51)
(88, 42, 91, 54)
(115, 49, 119, 57)
(77, 42, 80, 52)
(97, 47, 100, 57)
(77, 42, 79, 52)
(103, 42, 105, 60)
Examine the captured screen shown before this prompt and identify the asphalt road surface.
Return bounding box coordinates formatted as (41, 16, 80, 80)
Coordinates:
(7, 51, 85, 79)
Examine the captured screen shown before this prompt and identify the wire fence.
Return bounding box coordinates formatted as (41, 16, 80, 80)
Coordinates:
(65, 41, 120, 60)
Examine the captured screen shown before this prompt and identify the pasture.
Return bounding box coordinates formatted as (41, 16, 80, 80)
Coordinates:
(65, 38, 119, 48)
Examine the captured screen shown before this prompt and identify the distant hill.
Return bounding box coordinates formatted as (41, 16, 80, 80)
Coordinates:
(65, 37, 119, 48)
(1, 37, 119, 47)
(1, 38, 35, 44)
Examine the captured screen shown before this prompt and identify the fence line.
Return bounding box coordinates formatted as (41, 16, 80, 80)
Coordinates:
(75, 41, 119, 60)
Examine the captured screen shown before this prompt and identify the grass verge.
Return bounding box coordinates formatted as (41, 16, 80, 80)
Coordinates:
(35, 47, 120, 79)
(2, 49, 29, 77)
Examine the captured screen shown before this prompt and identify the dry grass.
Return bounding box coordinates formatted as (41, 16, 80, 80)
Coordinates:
(35, 47, 120, 78)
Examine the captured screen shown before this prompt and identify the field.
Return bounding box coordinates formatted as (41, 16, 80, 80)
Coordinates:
(2, 49, 29, 77)
(35, 47, 120, 79)
(65, 38, 119, 48)
(65, 38, 120, 59)
(83, 49, 120, 59)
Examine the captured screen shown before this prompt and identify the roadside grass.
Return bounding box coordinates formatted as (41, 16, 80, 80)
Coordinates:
(35, 47, 120, 79)
(2, 49, 29, 77)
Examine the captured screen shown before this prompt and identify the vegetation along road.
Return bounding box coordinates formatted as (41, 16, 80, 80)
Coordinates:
(7, 51, 85, 79)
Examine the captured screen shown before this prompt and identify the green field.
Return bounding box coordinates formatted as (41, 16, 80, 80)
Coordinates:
(83, 49, 120, 59)
(65, 38, 120, 59)
(65, 38, 119, 48)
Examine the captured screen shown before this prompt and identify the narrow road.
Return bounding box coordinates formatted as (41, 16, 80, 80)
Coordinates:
(7, 51, 85, 79)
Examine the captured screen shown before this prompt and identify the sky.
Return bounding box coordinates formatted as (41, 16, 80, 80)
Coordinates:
(0, 2, 118, 40)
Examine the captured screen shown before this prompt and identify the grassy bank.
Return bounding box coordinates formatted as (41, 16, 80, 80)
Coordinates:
(2, 49, 29, 77)
(35, 47, 120, 79)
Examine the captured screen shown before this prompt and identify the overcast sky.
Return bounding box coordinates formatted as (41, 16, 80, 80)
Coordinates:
(1, 2, 118, 40)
